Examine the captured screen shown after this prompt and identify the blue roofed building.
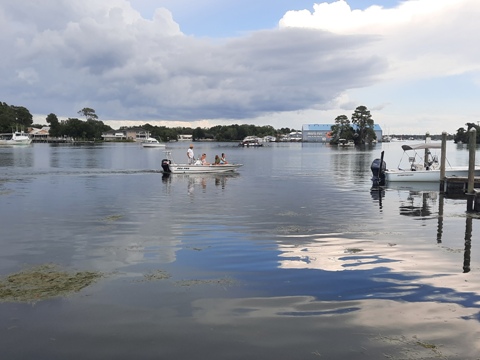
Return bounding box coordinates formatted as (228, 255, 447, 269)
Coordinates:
(302, 123, 383, 142)
(302, 124, 333, 142)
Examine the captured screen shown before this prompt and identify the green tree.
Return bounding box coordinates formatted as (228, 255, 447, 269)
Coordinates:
(77, 107, 98, 121)
(62, 118, 85, 139)
(46, 113, 62, 138)
(86, 119, 111, 140)
(454, 127, 467, 144)
(12, 106, 33, 128)
(0, 102, 33, 131)
(236, 125, 248, 140)
(330, 115, 354, 143)
(455, 122, 480, 144)
(192, 127, 206, 140)
(0, 102, 15, 131)
(351, 105, 376, 144)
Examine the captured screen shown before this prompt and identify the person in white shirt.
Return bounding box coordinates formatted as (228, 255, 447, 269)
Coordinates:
(187, 144, 194, 164)
(220, 153, 228, 164)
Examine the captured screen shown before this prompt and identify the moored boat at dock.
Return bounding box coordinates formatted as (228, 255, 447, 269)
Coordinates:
(372, 142, 480, 183)
(0, 131, 32, 145)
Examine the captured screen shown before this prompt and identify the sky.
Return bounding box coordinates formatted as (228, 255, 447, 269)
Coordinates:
(1, 0, 479, 135)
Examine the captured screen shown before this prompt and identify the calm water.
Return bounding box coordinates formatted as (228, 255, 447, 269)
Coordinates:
(1, 141, 480, 359)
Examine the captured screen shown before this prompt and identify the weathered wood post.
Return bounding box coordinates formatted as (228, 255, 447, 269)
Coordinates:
(439, 132, 447, 193)
(463, 216, 472, 273)
(466, 128, 476, 211)
(436, 194, 444, 243)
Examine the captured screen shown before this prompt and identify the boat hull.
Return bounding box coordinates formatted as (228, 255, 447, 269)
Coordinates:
(166, 164, 243, 174)
(142, 143, 166, 148)
(385, 167, 480, 182)
(239, 142, 262, 147)
(0, 139, 32, 145)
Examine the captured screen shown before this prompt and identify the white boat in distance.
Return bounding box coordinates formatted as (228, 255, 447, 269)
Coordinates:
(338, 139, 355, 147)
(0, 131, 32, 145)
(161, 151, 243, 174)
(384, 143, 480, 182)
(239, 136, 263, 147)
(142, 137, 166, 148)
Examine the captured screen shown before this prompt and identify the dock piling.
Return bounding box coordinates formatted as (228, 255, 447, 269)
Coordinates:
(467, 128, 476, 211)
(440, 132, 447, 192)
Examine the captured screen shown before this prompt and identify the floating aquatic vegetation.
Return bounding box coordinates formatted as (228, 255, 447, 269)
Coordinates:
(143, 270, 171, 281)
(0, 264, 102, 303)
(345, 248, 364, 254)
(103, 214, 123, 222)
(374, 334, 445, 359)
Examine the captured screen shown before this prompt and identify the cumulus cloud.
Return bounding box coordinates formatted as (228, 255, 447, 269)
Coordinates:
(0, 0, 479, 130)
(280, 0, 480, 80)
(0, 0, 385, 123)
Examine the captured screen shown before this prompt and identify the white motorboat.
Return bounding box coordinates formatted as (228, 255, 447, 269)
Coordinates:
(0, 131, 32, 145)
(239, 136, 263, 147)
(161, 151, 243, 174)
(142, 137, 166, 148)
(338, 139, 355, 147)
(380, 143, 480, 182)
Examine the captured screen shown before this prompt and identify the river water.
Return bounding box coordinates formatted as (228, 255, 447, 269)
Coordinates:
(1, 141, 480, 359)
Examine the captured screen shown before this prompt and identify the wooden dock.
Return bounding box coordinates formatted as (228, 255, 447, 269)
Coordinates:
(443, 176, 480, 195)
(440, 128, 480, 211)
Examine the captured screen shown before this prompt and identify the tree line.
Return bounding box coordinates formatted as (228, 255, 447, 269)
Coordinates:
(0, 101, 298, 141)
(2, 101, 378, 144)
(145, 123, 291, 142)
(4, 100, 476, 144)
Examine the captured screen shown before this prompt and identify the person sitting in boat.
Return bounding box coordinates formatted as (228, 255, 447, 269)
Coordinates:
(220, 153, 228, 164)
(200, 153, 210, 165)
(214, 155, 221, 165)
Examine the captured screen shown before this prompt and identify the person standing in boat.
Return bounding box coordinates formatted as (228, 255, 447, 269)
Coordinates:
(187, 144, 194, 164)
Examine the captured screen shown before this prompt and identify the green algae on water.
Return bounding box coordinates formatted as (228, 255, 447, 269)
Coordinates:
(0, 264, 102, 303)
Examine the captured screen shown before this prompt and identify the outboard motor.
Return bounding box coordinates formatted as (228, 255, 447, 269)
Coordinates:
(161, 159, 171, 173)
(371, 155, 386, 187)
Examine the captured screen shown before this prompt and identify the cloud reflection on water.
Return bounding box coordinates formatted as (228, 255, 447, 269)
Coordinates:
(276, 234, 480, 316)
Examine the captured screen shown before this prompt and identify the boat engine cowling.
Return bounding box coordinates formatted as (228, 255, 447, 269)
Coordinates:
(161, 159, 171, 173)
(371, 158, 386, 187)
